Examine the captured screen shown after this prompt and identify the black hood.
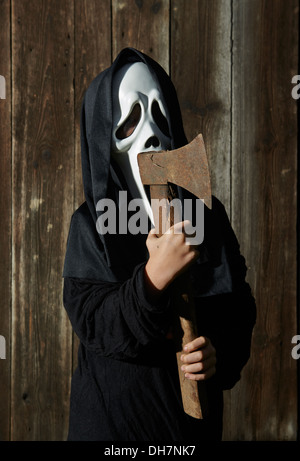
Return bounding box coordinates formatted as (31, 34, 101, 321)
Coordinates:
(81, 48, 187, 224)
(63, 48, 190, 281)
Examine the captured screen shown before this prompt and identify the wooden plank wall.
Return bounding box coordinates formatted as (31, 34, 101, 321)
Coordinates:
(229, 0, 298, 440)
(0, 0, 12, 442)
(0, 0, 298, 441)
(11, 0, 74, 440)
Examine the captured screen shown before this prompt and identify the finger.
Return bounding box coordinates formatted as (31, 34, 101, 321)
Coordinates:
(147, 228, 159, 243)
(181, 355, 216, 373)
(168, 220, 192, 235)
(182, 220, 196, 237)
(182, 358, 217, 381)
(184, 248, 200, 265)
(149, 227, 158, 236)
(181, 349, 207, 364)
(184, 365, 216, 381)
(183, 336, 208, 353)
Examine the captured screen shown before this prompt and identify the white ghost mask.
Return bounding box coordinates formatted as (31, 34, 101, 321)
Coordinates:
(111, 62, 172, 224)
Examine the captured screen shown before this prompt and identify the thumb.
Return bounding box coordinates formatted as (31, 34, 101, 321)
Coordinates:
(147, 227, 158, 240)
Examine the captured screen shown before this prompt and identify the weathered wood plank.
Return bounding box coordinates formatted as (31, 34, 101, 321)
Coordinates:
(11, 0, 74, 440)
(112, 0, 169, 72)
(228, 0, 298, 440)
(74, 0, 112, 209)
(0, 0, 12, 442)
(73, 0, 112, 372)
(171, 0, 232, 211)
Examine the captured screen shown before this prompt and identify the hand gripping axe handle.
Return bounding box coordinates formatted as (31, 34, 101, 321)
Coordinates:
(137, 133, 211, 419)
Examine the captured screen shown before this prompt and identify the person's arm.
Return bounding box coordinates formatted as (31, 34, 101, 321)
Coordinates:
(63, 220, 199, 361)
(63, 264, 170, 361)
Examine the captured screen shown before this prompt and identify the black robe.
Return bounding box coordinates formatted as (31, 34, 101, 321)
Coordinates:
(63, 48, 256, 441)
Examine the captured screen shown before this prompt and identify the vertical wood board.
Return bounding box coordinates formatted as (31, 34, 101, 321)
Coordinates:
(0, 0, 12, 442)
(228, 0, 298, 440)
(73, 0, 112, 373)
(11, 0, 74, 440)
(74, 0, 112, 209)
(112, 0, 170, 72)
(171, 0, 232, 211)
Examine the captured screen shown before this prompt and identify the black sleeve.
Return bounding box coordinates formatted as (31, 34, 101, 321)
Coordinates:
(197, 288, 256, 391)
(217, 288, 256, 390)
(63, 263, 171, 361)
(217, 201, 256, 390)
(218, 209, 256, 389)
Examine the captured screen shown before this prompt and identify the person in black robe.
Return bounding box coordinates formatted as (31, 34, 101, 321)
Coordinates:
(62, 47, 256, 441)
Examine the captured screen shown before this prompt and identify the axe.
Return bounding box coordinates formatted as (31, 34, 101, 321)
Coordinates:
(137, 133, 211, 419)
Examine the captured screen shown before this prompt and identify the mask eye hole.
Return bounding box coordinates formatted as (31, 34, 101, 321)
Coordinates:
(151, 100, 170, 137)
(116, 103, 141, 140)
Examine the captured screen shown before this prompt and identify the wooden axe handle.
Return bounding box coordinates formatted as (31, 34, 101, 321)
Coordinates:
(150, 185, 208, 419)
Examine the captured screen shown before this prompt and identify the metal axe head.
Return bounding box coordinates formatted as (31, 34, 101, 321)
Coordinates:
(137, 133, 212, 209)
